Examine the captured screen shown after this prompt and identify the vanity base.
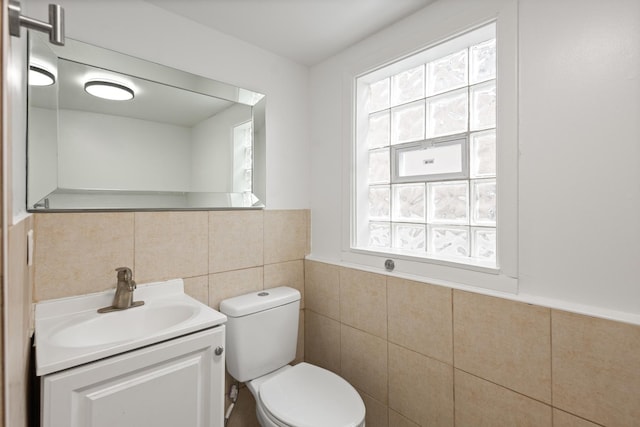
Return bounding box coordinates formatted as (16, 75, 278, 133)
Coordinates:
(41, 326, 225, 427)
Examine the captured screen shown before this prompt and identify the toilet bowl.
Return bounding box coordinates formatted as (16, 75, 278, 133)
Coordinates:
(220, 287, 366, 427)
(247, 363, 365, 427)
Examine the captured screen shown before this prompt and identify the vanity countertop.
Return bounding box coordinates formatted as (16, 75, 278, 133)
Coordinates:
(35, 278, 227, 376)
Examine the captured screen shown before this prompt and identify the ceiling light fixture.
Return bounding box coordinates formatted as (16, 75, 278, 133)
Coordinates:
(29, 65, 55, 86)
(84, 80, 135, 101)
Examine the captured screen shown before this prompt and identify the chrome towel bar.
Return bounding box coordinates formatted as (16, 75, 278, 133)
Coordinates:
(8, 0, 65, 46)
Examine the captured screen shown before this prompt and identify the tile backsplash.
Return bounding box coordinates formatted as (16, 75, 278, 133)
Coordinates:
(33, 210, 309, 303)
(34, 212, 134, 300)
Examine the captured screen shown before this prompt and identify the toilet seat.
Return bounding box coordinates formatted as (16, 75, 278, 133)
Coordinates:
(258, 363, 365, 427)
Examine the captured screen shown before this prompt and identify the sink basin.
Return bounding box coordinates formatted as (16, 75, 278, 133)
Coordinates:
(35, 278, 227, 376)
(49, 303, 198, 348)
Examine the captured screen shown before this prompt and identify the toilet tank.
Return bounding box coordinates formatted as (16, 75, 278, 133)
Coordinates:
(219, 287, 300, 382)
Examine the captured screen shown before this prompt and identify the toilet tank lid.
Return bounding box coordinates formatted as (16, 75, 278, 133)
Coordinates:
(219, 286, 300, 317)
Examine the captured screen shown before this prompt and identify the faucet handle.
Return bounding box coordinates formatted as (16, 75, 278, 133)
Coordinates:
(115, 267, 133, 282)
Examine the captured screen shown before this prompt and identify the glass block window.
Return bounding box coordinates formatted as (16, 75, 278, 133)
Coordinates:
(232, 121, 253, 193)
(355, 24, 497, 267)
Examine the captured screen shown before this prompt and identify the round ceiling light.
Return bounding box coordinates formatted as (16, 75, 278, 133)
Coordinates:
(29, 65, 55, 86)
(84, 80, 135, 101)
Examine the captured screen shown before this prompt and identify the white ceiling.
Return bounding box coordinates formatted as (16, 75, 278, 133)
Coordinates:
(146, 0, 435, 66)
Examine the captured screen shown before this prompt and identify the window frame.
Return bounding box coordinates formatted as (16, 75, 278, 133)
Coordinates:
(391, 134, 470, 184)
(341, 0, 518, 294)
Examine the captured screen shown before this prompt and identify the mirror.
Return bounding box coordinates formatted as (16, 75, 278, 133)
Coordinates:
(27, 32, 266, 211)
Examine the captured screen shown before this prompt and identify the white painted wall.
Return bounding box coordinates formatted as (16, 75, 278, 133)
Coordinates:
(26, 0, 311, 209)
(191, 104, 251, 192)
(517, 0, 640, 317)
(19, 0, 639, 319)
(27, 108, 57, 206)
(309, 0, 640, 321)
(190, 113, 228, 193)
(32, 104, 253, 201)
(57, 110, 191, 191)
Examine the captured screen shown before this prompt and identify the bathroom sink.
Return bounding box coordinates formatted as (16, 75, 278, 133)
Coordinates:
(48, 303, 198, 348)
(35, 278, 227, 376)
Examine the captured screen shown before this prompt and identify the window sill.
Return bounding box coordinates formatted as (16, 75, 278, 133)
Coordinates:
(339, 247, 517, 294)
(350, 245, 498, 273)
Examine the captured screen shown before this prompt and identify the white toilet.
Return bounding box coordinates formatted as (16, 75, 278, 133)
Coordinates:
(220, 287, 366, 427)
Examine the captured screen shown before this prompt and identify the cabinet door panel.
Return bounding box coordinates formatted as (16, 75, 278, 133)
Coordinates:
(42, 326, 225, 427)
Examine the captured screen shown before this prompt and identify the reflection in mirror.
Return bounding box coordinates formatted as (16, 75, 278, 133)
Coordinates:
(27, 32, 266, 211)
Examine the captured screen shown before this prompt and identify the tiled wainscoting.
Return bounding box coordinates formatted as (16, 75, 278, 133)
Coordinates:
(33, 210, 309, 304)
(33, 210, 310, 427)
(305, 260, 640, 427)
(28, 212, 640, 427)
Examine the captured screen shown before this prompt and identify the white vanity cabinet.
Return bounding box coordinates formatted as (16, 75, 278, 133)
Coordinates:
(41, 326, 225, 427)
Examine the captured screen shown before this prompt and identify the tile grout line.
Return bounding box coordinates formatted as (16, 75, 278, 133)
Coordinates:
(456, 368, 553, 408)
(386, 275, 390, 425)
(549, 309, 554, 421)
(451, 288, 456, 427)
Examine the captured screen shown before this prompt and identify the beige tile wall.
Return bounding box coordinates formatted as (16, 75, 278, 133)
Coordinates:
(33, 209, 310, 427)
(5, 216, 35, 427)
(305, 259, 640, 427)
(33, 210, 308, 302)
(31, 214, 640, 427)
(552, 311, 640, 426)
(0, 267, 3, 427)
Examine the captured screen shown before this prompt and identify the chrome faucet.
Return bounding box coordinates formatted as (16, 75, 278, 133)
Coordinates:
(97, 267, 145, 313)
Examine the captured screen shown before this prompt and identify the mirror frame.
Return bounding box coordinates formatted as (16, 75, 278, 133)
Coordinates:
(27, 32, 266, 212)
